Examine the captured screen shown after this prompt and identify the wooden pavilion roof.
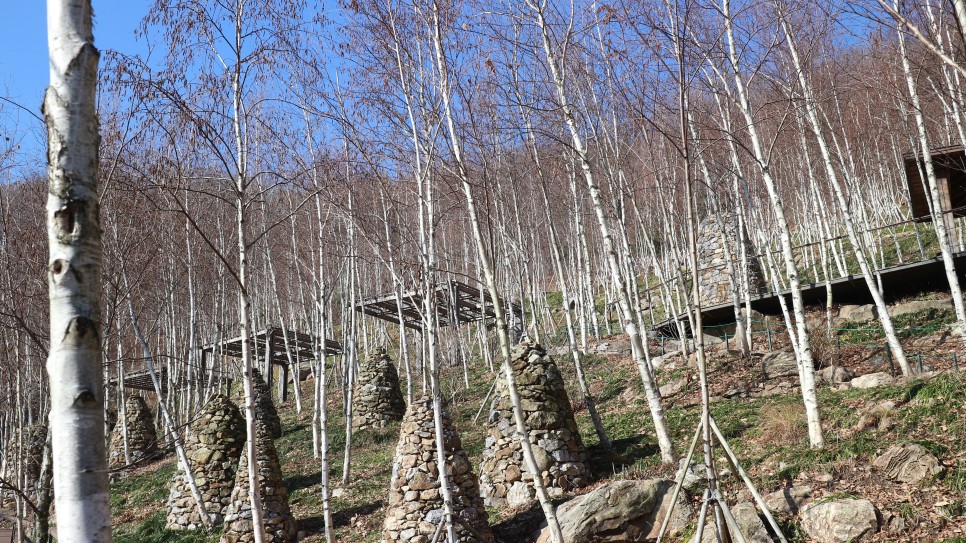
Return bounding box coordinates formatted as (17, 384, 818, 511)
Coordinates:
(108, 366, 169, 393)
(200, 327, 343, 366)
(356, 279, 523, 331)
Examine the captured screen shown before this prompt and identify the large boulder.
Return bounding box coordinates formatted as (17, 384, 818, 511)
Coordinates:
(850, 372, 895, 389)
(691, 502, 772, 543)
(534, 479, 691, 543)
(816, 366, 855, 385)
(838, 304, 875, 323)
(762, 485, 812, 516)
(872, 443, 943, 484)
(800, 499, 878, 543)
(762, 350, 798, 380)
(890, 298, 951, 317)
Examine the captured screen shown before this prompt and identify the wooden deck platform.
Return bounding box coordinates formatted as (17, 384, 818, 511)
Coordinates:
(654, 250, 966, 337)
(357, 280, 523, 331)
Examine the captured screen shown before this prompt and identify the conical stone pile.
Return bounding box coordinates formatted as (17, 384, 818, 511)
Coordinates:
(220, 418, 297, 543)
(479, 340, 591, 507)
(109, 394, 159, 469)
(695, 214, 766, 307)
(383, 396, 494, 543)
(352, 347, 406, 431)
(3, 422, 46, 491)
(167, 394, 247, 530)
(249, 368, 282, 439)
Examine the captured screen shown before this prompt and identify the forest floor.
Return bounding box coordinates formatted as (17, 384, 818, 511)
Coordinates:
(110, 301, 966, 543)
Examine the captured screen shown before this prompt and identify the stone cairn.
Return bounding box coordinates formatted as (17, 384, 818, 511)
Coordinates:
(109, 394, 160, 469)
(248, 368, 282, 439)
(383, 396, 494, 543)
(166, 394, 247, 530)
(695, 214, 766, 307)
(220, 418, 297, 543)
(352, 347, 406, 431)
(3, 423, 47, 491)
(479, 340, 592, 508)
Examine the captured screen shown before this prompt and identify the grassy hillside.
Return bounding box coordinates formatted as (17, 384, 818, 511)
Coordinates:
(110, 320, 966, 542)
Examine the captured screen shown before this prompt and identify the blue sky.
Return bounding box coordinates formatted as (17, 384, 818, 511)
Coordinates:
(0, 2, 151, 167)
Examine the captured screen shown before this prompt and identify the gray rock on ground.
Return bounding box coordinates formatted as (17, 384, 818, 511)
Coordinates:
(535, 479, 691, 543)
(838, 304, 875, 323)
(850, 372, 895, 389)
(690, 502, 772, 543)
(762, 350, 799, 380)
(890, 298, 951, 317)
(817, 366, 855, 385)
(762, 485, 812, 515)
(800, 499, 878, 543)
(872, 443, 943, 484)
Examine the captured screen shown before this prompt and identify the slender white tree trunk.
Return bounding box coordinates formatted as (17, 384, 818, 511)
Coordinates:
(44, 1, 112, 540)
(531, 0, 675, 462)
(778, 10, 912, 375)
(720, 0, 823, 447)
(895, 7, 966, 346)
(429, 5, 565, 539)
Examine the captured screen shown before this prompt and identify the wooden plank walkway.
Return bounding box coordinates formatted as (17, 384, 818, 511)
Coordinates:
(653, 250, 966, 337)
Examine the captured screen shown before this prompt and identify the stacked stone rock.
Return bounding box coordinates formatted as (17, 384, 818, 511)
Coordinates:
(695, 214, 766, 307)
(109, 394, 159, 469)
(352, 347, 406, 431)
(478, 340, 591, 507)
(3, 423, 46, 491)
(383, 396, 494, 543)
(166, 394, 246, 530)
(220, 418, 297, 543)
(248, 368, 282, 439)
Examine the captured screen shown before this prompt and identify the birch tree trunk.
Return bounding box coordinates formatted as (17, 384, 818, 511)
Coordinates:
(777, 8, 912, 375)
(530, 0, 675, 463)
(429, 5, 565, 540)
(895, 4, 966, 346)
(719, 0, 824, 448)
(44, 0, 112, 540)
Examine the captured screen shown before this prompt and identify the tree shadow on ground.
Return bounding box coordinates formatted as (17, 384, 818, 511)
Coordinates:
(586, 435, 658, 477)
(285, 470, 321, 493)
(298, 500, 386, 536)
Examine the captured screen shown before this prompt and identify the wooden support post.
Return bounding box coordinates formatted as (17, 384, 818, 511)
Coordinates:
(265, 330, 275, 396)
(281, 362, 290, 403)
(199, 348, 208, 406)
(937, 167, 962, 252)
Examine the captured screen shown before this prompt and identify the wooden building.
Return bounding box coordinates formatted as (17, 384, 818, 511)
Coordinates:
(904, 144, 966, 250)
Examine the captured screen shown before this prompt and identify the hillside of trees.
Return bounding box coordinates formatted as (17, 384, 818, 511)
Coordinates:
(4, 0, 966, 542)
